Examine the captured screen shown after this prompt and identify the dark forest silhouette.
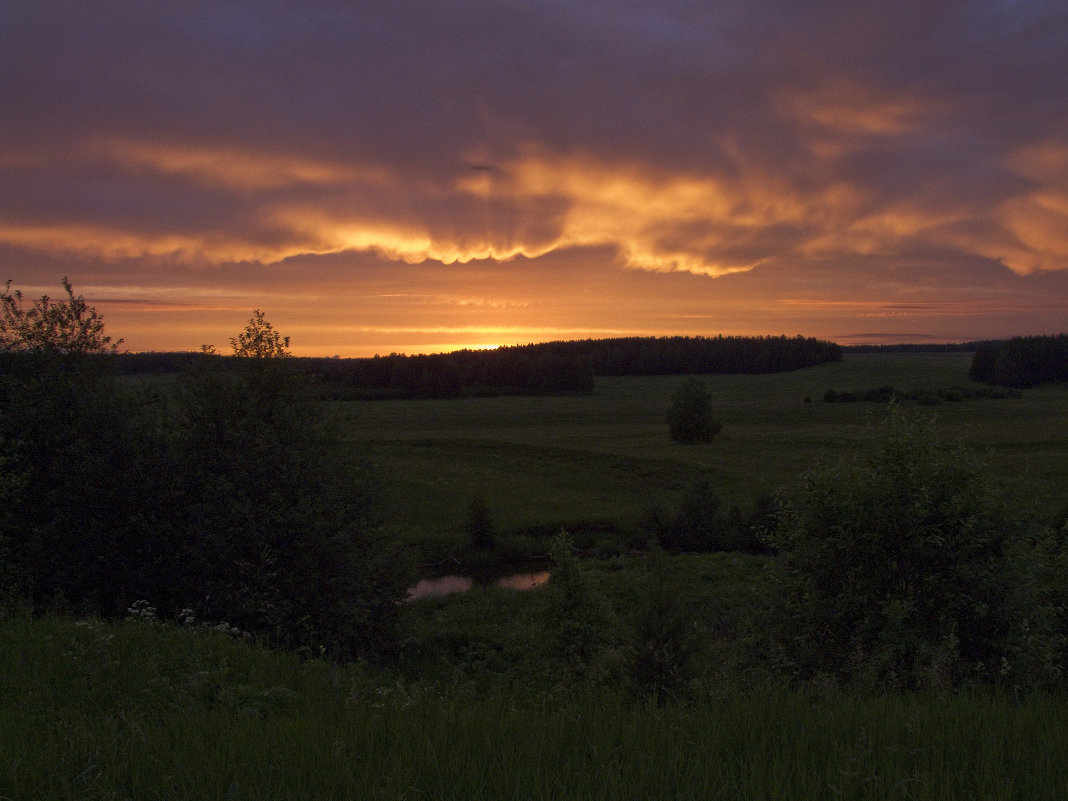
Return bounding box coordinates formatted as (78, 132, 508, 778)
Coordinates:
(114, 335, 843, 399)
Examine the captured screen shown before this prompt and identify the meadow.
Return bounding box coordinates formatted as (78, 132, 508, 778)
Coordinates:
(339, 352, 1067, 560)
(4, 614, 1067, 800)
(4, 351, 1067, 800)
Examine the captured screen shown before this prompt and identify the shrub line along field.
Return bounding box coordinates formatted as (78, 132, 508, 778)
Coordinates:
(338, 352, 1067, 563)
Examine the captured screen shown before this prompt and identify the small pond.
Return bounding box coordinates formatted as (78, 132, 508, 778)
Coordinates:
(406, 570, 551, 600)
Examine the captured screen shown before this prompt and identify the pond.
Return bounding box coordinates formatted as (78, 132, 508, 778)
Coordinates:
(406, 570, 551, 600)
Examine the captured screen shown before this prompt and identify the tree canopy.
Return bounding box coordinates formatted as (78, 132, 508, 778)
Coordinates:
(0, 277, 121, 354)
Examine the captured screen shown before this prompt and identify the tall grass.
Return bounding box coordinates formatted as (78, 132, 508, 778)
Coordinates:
(4, 616, 1066, 800)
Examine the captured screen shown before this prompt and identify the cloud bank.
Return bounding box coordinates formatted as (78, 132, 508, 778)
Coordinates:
(2, 0, 1066, 353)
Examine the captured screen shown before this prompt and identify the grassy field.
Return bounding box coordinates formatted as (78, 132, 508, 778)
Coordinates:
(4, 352, 1067, 799)
(4, 615, 1067, 801)
(336, 352, 1067, 557)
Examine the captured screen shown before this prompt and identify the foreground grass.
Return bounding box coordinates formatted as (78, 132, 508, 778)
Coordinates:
(4, 616, 1067, 800)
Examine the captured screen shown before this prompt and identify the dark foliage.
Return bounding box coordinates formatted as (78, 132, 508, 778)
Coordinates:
(644, 482, 771, 554)
(969, 334, 1068, 388)
(765, 407, 1020, 690)
(466, 496, 497, 551)
(0, 286, 407, 659)
(822, 384, 1022, 404)
(667, 378, 721, 444)
(114, 334, 841, 400)
(625, 544, 697, 706)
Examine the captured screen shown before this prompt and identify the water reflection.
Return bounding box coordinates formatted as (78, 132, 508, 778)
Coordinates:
(406, 571, 550, 600)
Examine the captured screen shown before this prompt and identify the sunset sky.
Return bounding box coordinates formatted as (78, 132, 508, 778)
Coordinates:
(2, 1, 1067, 356)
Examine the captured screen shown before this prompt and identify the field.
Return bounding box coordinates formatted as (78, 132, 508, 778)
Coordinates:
(337, 352, 1068, 558)
(4, 351, 1068, 800)
(4, 615, 1068, 801)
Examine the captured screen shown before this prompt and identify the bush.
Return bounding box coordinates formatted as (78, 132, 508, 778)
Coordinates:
(543, 532, 620, 682)
(624, 544, 697, 705)
(0, 291, 408, 660)
(158, 318, 409, 661)
(765, 406, 1019, 690)
(667, 377, 721, 444)
(466, 495, 497, 551)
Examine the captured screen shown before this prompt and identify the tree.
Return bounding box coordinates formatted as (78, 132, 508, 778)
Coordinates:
(765, 406, 1018, 690)
(230, 309, 290, 358)
(169, 311, 407, 660)
(667, 377, 721, 444)
(1, 277, 121, 354)
(0, 279, 146, 613)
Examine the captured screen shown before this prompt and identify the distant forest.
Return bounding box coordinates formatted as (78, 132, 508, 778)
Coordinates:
(115, 335, 842, 399)
(969, 334, 1068, 388)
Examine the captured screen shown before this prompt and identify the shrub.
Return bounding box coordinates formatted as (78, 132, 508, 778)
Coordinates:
(624, 544, 697, 705)
(667, 377, 721, 444)
(543, 532, 620, 682)
(466, 495, 497, 551)
(766, 406, 1019, 690)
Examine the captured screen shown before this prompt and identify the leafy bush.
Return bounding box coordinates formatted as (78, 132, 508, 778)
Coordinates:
(765, 406, 1019, 690)
(667, 377, 721, 444)
(465, 495, 497, 550)
(156, 317, 409, 660)
(0, 288, 407, 659)
(624, 544, 697, 705)
(543, 532, 620, 682)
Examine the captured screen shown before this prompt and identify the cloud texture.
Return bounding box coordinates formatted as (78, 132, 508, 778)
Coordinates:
(2, 0, 1066, 353)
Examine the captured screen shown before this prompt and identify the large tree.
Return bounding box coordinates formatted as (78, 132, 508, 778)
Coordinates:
(0, 279, 143, 612)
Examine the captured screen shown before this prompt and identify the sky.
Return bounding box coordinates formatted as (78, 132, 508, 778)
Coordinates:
(2, 0, 1067, 356)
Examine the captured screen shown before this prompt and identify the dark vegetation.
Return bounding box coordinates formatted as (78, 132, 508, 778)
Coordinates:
(821, 384, 1022, 404)
(1, 281, 407, 660)
(968, 333, 1068, 387)
(666, 376, 722, 443)
(113, 333, 842, 399)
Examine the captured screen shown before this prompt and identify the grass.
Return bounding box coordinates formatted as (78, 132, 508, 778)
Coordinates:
(3, 614, 1067, 800)
(336, 352, 1067, 555)
(5, 352, 1066, 798)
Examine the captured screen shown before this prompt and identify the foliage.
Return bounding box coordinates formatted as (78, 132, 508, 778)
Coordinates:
(969, 334, 1068, 388)
(0, 280, 149, 613)
(667, 377, 721, 444)
(1016, 518, 1068, 685)
(6, 616, 1068, 800)
(229, 309, 291, 358)
(765, 405, 1020, 690)
(1, 277, 121, 354)
(162, 317, 407, 660)
(822, 384, 1022, 404)
(0, 287, 405, 659)
(544, 531, 620, 681)
(624, 543, 697, 705)
(465, 495, 497, 550)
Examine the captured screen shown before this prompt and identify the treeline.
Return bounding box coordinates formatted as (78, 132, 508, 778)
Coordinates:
(969, 334, 1068, 388)
(843, 342, 988, 353)
(114, 335, 842, 399)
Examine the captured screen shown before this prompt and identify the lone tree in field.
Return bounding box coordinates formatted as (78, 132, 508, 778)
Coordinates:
(667, 377, 721, 444)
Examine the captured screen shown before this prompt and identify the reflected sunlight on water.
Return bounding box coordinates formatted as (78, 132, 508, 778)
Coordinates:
(406, 571, 550, 600)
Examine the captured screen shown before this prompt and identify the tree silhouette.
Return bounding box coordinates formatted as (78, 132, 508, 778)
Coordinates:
(667, 377, 721, 444)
